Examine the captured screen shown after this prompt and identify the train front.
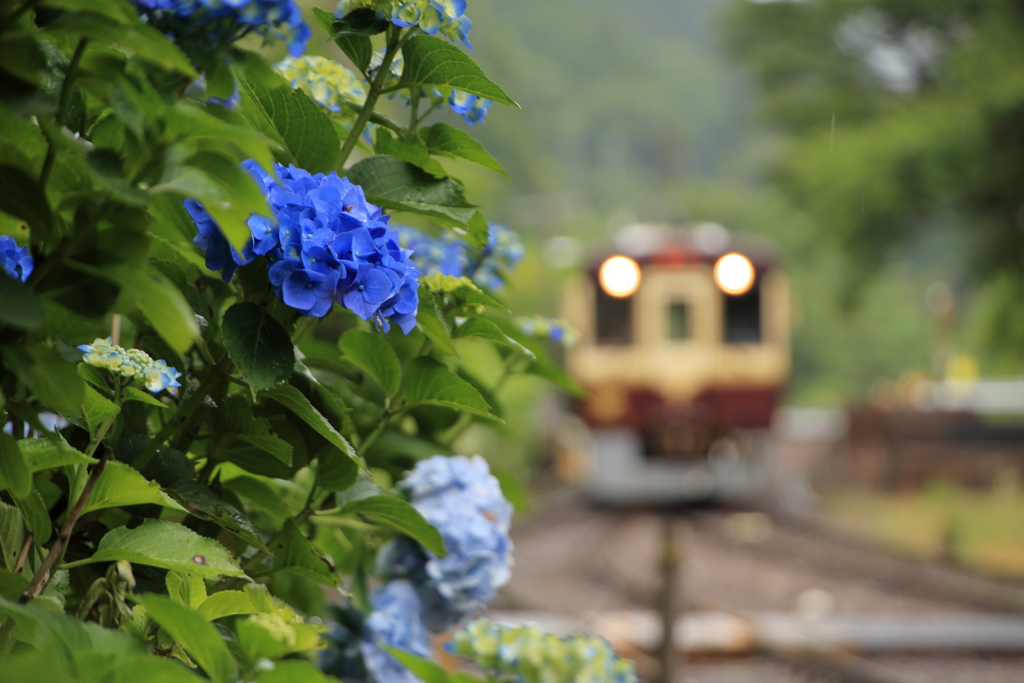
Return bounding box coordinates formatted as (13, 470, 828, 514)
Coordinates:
(562, 224, 792, 504)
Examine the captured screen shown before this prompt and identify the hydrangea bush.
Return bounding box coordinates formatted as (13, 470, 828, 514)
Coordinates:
(0, 2, 608, 683)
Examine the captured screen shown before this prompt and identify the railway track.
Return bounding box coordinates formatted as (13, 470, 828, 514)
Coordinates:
(498, 494, 1024, 683)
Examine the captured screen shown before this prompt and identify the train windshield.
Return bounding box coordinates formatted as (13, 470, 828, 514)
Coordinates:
(723, 282, 761, 343)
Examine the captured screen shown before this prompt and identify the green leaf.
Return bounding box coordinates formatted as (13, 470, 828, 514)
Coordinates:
(316, 447, 358, 492)
(198, 590, 256, 621)
(375, 128, 448, 178)
(45, 12, 197, 77)
(0, 503, 24, 571)
(338, 328, 402, 396)
(491, 468, 529, 513)
(402, 357, 499, 421)
(166, 571, 206, 610)
(345, 155, 479, 231)
(222, 474, 292, 521)
(18, 435, 95, 470)
(415, 291, 459, 357)
(14, 489, 51, 544)
(77, 363, 111, 395)
(263, 384, 360, 466)
(0, 568, 29, 602)
(139, 594, 237, 683)
(312, 7, 373, 74)
(342, 495, 445, 557)
(237, 73, 340, 174)
(39, 0, 138, 24)
(397, 34, 516, 106)
(82, 385, 119, 434)
(64, 519, 246, 579)
(107, 264, 200, 356)
(82, 461, 184, 513)
(419, 273, 507, 310)
(383, 646, 450, 683)
(257, 660, 337, 683)
(0, 164, 53, 243)
(165, 480, 269, 552)
(333, 7, 390, 35)
(3, 345, 84, 415)
(271, 518, 337, 584)
(0, 432, 31, 499)
(222, 302, 295, 395)
(419, 123, 509, 179)
(123, 387, 166, 407)
(454, 318, 532, 356)
(0, 274, 43, 330)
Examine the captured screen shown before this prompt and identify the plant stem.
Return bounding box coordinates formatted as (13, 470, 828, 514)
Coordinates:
(131, 356, 232, 472)
(336, 26, 403, 169)
(39, 38, 88, 190)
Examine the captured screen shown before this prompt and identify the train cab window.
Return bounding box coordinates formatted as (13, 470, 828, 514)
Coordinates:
(667, 302, 690, 340)
(723, 283, 761, 343)
(595, 286, 632, 345)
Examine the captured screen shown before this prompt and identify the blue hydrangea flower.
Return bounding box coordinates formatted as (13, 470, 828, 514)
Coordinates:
(379, 455, 513, 632)
(186, 161, 420, 331)
(360, 580, 431, 683)
(78, 338, 182, 395)
(131, 0, 310, 57)
(0, 236, 33, 282)
(396, 223, 522, 291)
(448, 90, 490, 126)
(338, 0, 471, 48)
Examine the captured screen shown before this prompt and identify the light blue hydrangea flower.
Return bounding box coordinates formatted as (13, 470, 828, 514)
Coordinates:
(360, 580, 431, 683)
(274, 55, 368, 113)
(379, 455, 513, 632)
(78, 338, 182, 395)
(451, 619, 639, 683)
(448, 90, 490, 126)
(185, 161, 420, 332)
(0, 236, 33, 282)
(396, 223, 523, 291)
(515, 316, 579, 347)
(130, 0, 310, 56)
(375, 49, 487, 126)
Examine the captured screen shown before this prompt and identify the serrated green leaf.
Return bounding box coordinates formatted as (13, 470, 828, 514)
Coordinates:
(166, 480, 269, 552)
(237, 73, 340, 173)
(0, 432, 31, 499)
(64, 519, 246, 579)
(312, 7, 373, 74)
(0, 274, 44, 330)
(77, 363, 111, 395)
(0, 568, 29, 602)
(198, 590, 256, 621)
(263, 384, 360, 466)
(419, 123, 509, 179)
(415, 291, 458, 357)
(338, 328, 402, 396)
(82, 461, 184, 513)
(222, 302, 295, 395)
(375, 128, 448, 178)
(345, 155, 478, 230)
(396, 35, 515, 106)
(139, 594, 237, 683)
(18, 435, 95, 470)
(342, 495, 445, 557)
(14, 489, 51, 545)
(402, 357, 499, 421)
(82, 385, 119, 434)
(271, 518, 337, 584)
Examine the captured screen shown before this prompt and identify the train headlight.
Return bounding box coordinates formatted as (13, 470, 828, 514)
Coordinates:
(598, 256, 641, 298)
(714, 253, 755, 296)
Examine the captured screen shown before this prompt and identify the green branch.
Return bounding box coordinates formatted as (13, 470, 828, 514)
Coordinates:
(39, 38, 88, 190)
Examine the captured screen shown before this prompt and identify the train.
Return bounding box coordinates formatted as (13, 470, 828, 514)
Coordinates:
(561, 223, 792, 504)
